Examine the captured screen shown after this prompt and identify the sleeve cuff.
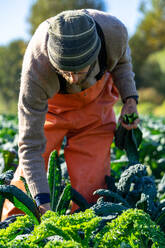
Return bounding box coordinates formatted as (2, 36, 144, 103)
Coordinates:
(123, 95, 139, 104)
(34, 193, 51, 207)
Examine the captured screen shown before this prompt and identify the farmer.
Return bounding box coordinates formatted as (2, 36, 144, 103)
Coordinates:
(2, 9, 139, 220)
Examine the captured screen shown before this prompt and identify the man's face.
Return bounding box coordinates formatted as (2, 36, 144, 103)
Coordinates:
(58, 65, 90, 85)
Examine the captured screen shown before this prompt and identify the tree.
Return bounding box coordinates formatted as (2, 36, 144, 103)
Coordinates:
(0, 40, 27, 109)
(28, 0, 106, 35)
(129, 0, 165, 90)
(138, 0, 165, 51)
(140, 48, 165, 94)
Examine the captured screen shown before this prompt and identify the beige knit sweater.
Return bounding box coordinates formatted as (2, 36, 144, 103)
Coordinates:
(18, 9, 138, 198)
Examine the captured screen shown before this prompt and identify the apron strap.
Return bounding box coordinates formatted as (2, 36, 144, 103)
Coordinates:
(94, 20, 107, 81)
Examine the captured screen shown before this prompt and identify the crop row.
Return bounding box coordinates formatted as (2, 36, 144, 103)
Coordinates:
(0, 114, 164, 247)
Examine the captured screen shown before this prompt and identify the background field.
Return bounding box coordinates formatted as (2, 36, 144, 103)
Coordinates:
(0, 0, 165, 117)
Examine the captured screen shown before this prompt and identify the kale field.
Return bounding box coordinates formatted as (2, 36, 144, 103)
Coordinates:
(0, 114, 165, 247)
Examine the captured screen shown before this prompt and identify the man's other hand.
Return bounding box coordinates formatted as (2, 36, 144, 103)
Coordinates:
(119, 98, 140, 130)
(38, 203, 51, 215)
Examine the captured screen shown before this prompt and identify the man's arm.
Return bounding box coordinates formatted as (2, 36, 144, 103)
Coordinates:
(101, 14, 139, 129)
(18, 77, 50, 198)
(110, 27, 140, 129)
(110, 28, 138, 102)
(89, 9, 138, 103)
(112, 48, 140, 129)
(18, 19, 60, 208)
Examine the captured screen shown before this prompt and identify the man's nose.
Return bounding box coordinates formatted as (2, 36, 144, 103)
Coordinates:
(69, 73, 79, 83)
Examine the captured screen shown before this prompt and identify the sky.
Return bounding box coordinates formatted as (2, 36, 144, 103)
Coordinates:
(0, 0, 142, 46)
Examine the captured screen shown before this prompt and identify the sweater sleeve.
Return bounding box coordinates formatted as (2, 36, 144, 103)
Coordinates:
(110, 25, 138, 100)
(18, 77, 50, 198)
(88, 9, 138, 101)
(18, 21, 60, 198)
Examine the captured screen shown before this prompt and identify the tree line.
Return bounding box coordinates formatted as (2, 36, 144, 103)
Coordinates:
(0, 0, 164, 112)
(130, 0, 165, 96)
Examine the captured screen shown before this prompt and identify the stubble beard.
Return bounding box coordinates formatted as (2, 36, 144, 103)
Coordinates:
(63, 75, 85, 85)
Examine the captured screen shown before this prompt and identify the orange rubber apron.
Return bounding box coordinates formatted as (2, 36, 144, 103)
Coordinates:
(2, 71, 118, 221)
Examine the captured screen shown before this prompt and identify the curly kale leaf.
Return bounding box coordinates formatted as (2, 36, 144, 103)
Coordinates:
(135, 176, 158, 219)
(44, 239, 81, 247)
(94, 208, 165, 248)
(158, 173, 165, 194)
(26, 209, 101, 247)
(117, 164, 147, 195)
(0, 215, 34, 245)
(93, 189, 130, 208)
(0, 170, 14, 185)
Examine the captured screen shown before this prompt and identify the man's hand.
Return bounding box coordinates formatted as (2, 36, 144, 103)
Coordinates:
(119, 98, 140, 130)
(38, 203, 51, 215)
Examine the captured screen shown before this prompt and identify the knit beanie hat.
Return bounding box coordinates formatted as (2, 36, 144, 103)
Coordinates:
(47, 10, 101, 71)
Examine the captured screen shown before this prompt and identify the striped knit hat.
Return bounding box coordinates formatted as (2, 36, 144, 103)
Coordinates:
(47, 10, 101, 71)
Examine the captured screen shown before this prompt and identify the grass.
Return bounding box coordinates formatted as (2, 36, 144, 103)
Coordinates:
(0, 99, 17, 115)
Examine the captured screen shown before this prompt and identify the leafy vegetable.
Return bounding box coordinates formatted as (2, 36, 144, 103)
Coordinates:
(20, 176, 32, 199)
(71, 187, 90, 211)
(94, 208, 165, 248)
(0, 185, 40, 225)
(0, 170, 14, 219)
(122, 113, 138, 124)
(47, 150, 62, 211)
(0, 114, 165, 247)
(115, 113, 142, 165)
(117, 164, 147, 194)
(0, 215, 34, 245)
(0, 170, 14, 185)
(44, 240, 81, 248)
(93, 189, 130, 208)
(56, 183, 71, 215)
(91, 201, 128, 217)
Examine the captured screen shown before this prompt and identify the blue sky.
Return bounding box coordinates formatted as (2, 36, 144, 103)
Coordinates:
(0, 0, 142, 46)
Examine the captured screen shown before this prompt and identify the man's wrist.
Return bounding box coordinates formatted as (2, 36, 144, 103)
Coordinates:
(123, 95, 139, 104)
(125, 98, 137, 105)
(34, 193, 51, 207)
